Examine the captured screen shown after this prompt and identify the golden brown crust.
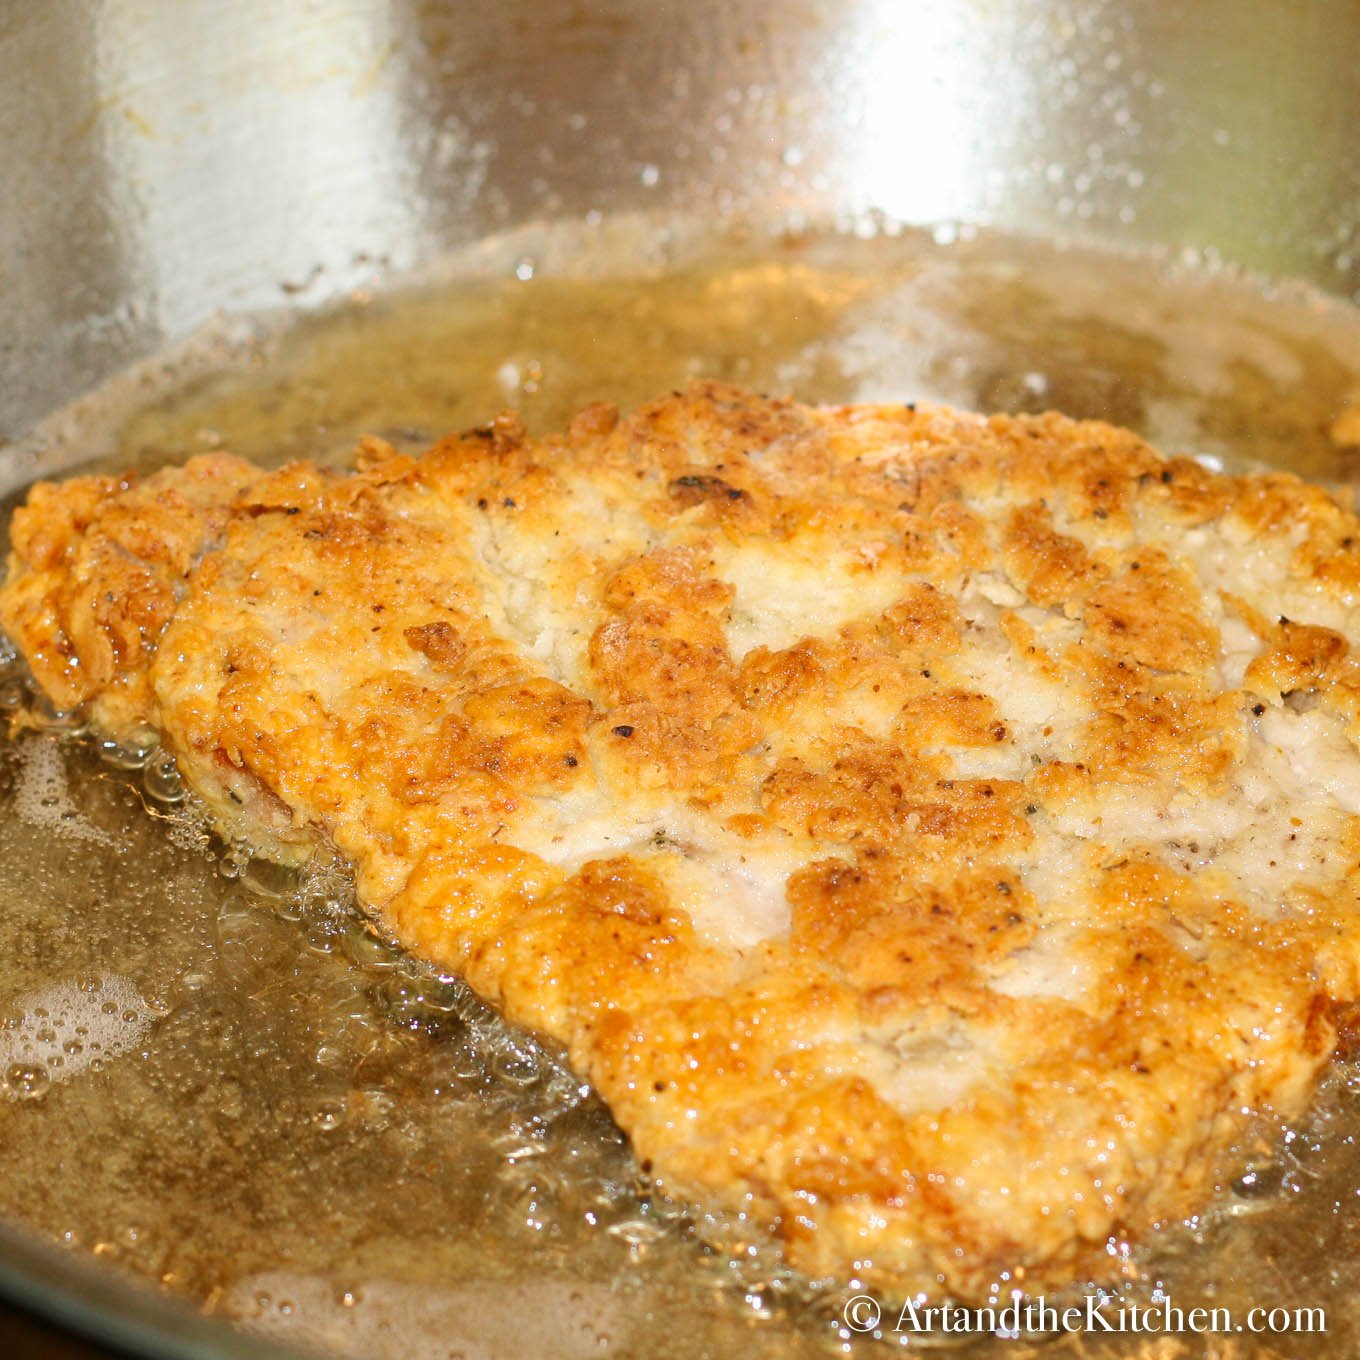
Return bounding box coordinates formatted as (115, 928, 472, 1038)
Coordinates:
(8, 382, 1360, 1299)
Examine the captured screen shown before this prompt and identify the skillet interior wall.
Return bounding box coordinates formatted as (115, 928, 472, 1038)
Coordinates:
(3, 0, 1360, 472)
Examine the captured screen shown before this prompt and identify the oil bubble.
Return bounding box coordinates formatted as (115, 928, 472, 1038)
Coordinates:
(143, 751, 186, 804)
(311, 1098, 347, 1132)
(341, 925, 399, 971)
(242, 858, 299, 901)
(98, 726, 159, 771)
(5, 1061, 51, 1100)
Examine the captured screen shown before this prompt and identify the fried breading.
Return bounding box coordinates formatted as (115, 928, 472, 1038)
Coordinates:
(8, 383, 1360, 1298)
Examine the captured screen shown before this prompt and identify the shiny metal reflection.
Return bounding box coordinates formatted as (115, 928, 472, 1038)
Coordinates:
(3, 0, 1358, 446)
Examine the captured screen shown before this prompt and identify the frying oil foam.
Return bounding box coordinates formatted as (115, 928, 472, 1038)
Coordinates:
(0, 975, 152, 1093)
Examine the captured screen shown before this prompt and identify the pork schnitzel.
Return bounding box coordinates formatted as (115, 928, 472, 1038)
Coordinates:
(6, 381, 1360, 1300)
